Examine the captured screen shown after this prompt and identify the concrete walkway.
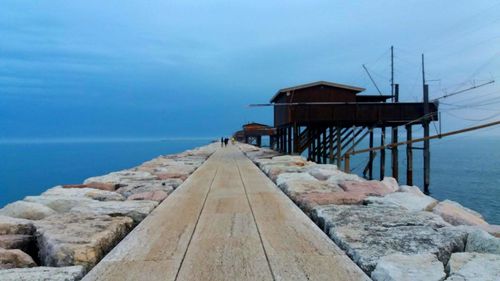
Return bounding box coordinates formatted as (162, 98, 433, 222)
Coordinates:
(83, 146, 369, 281)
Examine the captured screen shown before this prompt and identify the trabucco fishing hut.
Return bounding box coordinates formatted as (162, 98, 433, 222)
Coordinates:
(250, 79, 439, 193)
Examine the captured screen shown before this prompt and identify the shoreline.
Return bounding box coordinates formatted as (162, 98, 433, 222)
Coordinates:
(0, 142, 218, 280)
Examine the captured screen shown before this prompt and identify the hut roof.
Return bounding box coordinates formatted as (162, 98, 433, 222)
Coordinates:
(270, 81, 365, 103)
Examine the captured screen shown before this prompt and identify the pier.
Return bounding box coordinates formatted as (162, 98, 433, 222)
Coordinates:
(83, 146, 369, 281)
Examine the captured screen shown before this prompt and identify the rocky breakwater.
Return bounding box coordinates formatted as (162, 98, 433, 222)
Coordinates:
(239, 143, 500, 281)
(0, 143, 217, 281)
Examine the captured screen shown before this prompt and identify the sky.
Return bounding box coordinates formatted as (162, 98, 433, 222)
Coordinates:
(1, 0, 500, 139)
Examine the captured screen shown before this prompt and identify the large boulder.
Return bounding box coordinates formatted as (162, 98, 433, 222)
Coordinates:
(477, 224, 500, 238)
(311, 204, 466, 273)
(70, 200, 158, 223)
(380, 177, 400, 192)
(364, 190, 438, 212)
(0, 201, 56, 220)
(0, 216, 35, 235)
(339, 180, 395, 197)
(0, 265, 85, 281)
(0, 235, 34, 254)
(142, 164, 197, 175)
(446, 252, 500, 281)
(127, 190, 168, 202)
(465, 228, 500, 254)
(35, 213, 133, 270)
(275, 172, 318, 187)
(115, 180, 177, 198)
(263, 165, 306, 182)
(305, 164, 339, 181)
(62, 182, 118, 192)
(295, 191, 367, 214)
(326, 171, 365, 185)
(41, 186, 125, 202)
(278, 179, 342, 197)
(371, 253, 446, 281)
(84, 170, 157, 185)
(270, 155, 309, 166)
(23, 196, 96, 213)
(432, 200, 488, 226)
(0, 248, 36, 269)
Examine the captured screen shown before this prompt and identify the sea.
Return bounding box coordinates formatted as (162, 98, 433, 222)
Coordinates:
(0, 136, 499, 224)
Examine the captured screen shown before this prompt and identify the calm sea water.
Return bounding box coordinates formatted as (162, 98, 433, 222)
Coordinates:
(0, 136, 498, 224)
(348, 134, 500, 224)
(0, 138, 213, 208)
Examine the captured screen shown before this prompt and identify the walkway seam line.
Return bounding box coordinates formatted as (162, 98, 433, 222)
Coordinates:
(173, 156, 220, 281)
(234, 151, 277, 281)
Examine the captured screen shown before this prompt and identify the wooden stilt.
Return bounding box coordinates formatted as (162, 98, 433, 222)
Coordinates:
(380, 127, 386, 179)
(316, 128, 322, 163)
(321, 127, 327, 164)
(406, 125, 413, 185)
(423, 84, 431, 194)
(336, 126, 342, 167)
(391, 126, 399, 181)
(311, 128, 316, 161)
(287, 126, 292, 154)
(293, 123, 299, 154)
(307, 127, 312, 160)
(368, 128, 374, 180)
(329, 126, 334, 163)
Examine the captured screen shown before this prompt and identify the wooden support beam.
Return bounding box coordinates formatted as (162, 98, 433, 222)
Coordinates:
(329, 126, 334, 163)
(423, 84, 430, 194)
(316, 128, 322, 163)
(391, 126, 399, 181)
(368, 129, 374, 180)
(287, 126, 292, 154)
(307, 127, 312, 160)
(293, 123, 299, 154)
(406, 125, 413, 185)
(321, 129, 328, 163)
(336, 126, 342, 167)
(282, 128, 286, 152)
(282, 128, 287, 153)
(311, 128, 316, 161)
(380, 127, 386, 180)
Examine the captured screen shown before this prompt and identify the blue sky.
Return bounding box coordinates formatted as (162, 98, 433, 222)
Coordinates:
(1, 1, 500, 139)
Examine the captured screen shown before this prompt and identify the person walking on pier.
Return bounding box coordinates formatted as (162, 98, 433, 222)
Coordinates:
(220, 137, 224, 147)
(224, 138, 229, 147)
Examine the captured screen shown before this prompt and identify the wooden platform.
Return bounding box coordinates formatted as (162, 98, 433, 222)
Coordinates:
(83, 146, 370, 281)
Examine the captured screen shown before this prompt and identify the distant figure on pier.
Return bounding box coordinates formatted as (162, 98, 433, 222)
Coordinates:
(220, 137, 224, 147)
(224, 138, 229, 147)
(231, 137, 235, 145)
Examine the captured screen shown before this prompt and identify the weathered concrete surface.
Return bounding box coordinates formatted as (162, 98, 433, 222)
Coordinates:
(0, 266, 84, 281)
(371, 253, 446, 281)
(83, 146, 369, 281)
